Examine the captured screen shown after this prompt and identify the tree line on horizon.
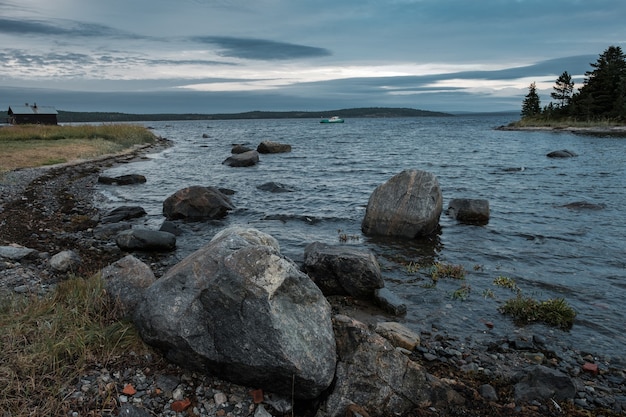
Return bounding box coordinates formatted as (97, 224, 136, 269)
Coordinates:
(0, 107, 451, 124)
(521, 45, 626, 122)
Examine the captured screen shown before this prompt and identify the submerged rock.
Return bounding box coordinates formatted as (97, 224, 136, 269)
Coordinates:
(547, 149, 578, 158)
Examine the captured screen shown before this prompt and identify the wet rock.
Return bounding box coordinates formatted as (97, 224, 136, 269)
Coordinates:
(92, 222, 131, 239)
(302, 242, 384, 298)
(115, 228, 176, 252)
(446, 198, 490, 225)
(547, 149, 577, 158)
(98, 174, 147, 185)
(101, 205, 147, 223)
(373, 287, 407, 316)
(231, 144, 253, 154)
(222, 150, 260, 167)
(361, 169, 442, 238)
(560, 201, 606, 210)
(159, 220, 183, 236)
(163, 185, 234, 220)
(257, 182, 296, 193)
(257, 141, 291, 154)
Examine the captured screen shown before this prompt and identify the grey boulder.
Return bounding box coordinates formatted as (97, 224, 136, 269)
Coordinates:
(133, 227, 336, 400)
(315, 315, 463, 417)
(162, 185, 234, 220)
(361, 169, 442, 238)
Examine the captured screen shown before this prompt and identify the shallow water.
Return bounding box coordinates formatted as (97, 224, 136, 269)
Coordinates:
(95, 115, 626, 362)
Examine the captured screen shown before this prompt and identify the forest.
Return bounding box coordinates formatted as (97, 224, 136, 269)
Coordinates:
(521, 45, 626, 122)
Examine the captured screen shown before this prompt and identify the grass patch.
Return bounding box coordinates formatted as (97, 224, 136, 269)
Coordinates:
(493, 275, 519, 292)
(430, 262, 466, 281)
(0, 124, 157, 174)
(499, 295, 576, 330)
(0, 275, 151, 416)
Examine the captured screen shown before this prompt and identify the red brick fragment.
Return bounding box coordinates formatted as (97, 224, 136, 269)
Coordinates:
(122, 384, 137, 396)
(249, 388, 264, 404)
(171, 398, 191, 412)
(582, 362, 599, 375)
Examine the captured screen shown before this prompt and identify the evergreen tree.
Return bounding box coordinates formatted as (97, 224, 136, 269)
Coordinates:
(551, 71, 574, 109)
(572, 46, 626, 120)
(521, 82, 541, 118)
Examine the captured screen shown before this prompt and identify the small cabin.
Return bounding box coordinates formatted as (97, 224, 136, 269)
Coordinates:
(7, 103, 58, 125)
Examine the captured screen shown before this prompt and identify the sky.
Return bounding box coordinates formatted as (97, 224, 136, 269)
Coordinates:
(1, 0, 625, 114)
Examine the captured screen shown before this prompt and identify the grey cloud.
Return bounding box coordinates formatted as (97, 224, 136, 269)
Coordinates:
(0, 17, 141, 39)
(192, 36, 331, 60)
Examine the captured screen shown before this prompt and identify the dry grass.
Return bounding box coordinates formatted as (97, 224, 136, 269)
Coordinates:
(0, 275, 152, 416)
(0, 124, 157, 174)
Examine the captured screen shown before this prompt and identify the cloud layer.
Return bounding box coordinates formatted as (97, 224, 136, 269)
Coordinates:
(0, 0, 624, 113)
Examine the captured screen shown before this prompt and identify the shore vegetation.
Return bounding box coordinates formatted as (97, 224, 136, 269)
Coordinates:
(510, 45, 626, 128)
(0, 124, 157, 174)
(0, 275, 152, 415)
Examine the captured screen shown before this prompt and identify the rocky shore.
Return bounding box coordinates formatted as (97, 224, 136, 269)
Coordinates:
(1, 141, 625, 417)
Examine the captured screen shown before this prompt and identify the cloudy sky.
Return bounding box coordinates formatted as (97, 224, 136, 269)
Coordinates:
(1, 0, 624, 114)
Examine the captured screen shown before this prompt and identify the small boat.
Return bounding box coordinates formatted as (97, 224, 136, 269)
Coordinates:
(320, 116, 344, 123)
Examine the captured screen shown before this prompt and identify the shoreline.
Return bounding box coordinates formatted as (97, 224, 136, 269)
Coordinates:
(1, 137, 625, 416)
(496, 124, 626, 135)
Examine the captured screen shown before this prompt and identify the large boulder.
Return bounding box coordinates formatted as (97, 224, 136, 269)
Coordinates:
(446, 198, 490, 225)
(315, 315, 463, 417)
(361, 169, 442, 238)
(302, 242, 384, 298)
(257, 141, 292, 154)
(133, 227, 336, 400)
(162, 186, 234, 220)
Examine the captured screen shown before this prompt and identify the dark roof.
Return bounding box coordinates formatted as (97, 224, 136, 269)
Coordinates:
(8, 104, 58, 115)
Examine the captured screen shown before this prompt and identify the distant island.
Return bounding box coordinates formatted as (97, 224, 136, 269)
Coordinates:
(1, 107, 452, 124)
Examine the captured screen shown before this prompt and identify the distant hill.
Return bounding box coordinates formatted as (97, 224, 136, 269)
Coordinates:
(1, 107, 453, 123)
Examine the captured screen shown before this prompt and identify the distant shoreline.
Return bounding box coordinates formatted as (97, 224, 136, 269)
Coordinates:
(1, 107, 455, 124)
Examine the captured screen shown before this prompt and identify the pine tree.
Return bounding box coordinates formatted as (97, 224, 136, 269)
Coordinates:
(521, 82, 541, 118)
(551, 71, 574, 109)
(573, 46, 626, 120)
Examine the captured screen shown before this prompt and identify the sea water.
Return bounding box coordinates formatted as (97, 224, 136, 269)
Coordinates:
(95, 114, 626, 361)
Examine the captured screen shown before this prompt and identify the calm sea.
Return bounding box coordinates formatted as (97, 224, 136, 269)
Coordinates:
(95, 115, 626, 362)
